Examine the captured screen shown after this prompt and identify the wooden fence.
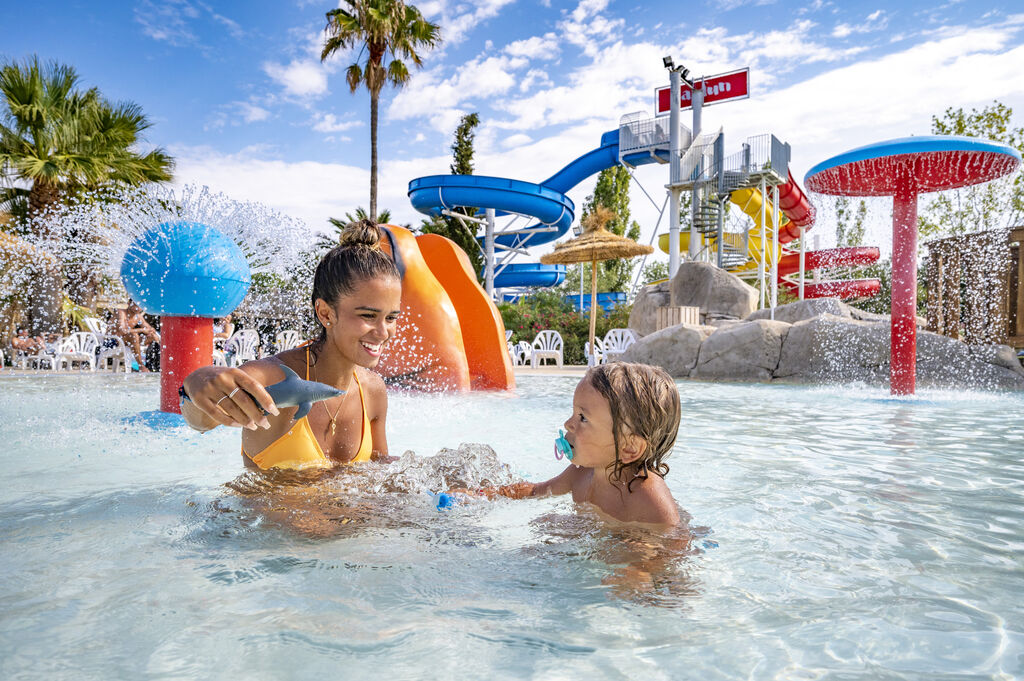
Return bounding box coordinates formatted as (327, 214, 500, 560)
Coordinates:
(924, 227, 1023, 348)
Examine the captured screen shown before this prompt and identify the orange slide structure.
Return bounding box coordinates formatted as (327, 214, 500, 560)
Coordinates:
(377, 225, 515, 392)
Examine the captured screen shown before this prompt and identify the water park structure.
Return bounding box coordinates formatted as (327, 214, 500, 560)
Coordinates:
(110, 59, 1021, 411)
(805, 136, 1021, 394)
(408, 61, 885, 316)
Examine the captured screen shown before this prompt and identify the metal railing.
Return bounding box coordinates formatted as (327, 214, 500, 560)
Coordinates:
(618, 112, 691, 157)
(670, 132, 791, 191)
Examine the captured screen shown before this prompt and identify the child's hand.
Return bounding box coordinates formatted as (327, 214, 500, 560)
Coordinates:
(446, 482, 534, 500)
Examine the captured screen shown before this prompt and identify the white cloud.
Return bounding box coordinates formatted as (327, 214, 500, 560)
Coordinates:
(263, 59, 330, 99)
(444, 0, 517, 45)
(501, 133, 533, 149)
(505, 34, 560, 60)
(239, 103, 270, 123)
(518, 69, 553, 93)
(135, 0, 244, 47)
(833, 9, 888, 38)
(388, 55, 528, 129)
(170, 144, 449, 230)
(135, 0, 199, 46)
(204, 100, 272, 131)
(311, 113, 363, 133)
(417, 0, 516, 48)
(559, 0, 626, 58)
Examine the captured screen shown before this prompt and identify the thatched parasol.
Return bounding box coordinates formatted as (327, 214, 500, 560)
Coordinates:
(540, 206, 652, 364)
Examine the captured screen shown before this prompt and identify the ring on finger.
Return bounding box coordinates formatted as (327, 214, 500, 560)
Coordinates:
(216, 387, 241, 405)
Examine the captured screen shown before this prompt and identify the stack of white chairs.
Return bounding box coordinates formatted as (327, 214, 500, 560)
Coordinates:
(223, 329, 260, 367)
(601, 328, 637, 363)
(585, 337, 606, 366)
(530, 330, 564, 367)
(509, 340, 531, 366)
(56, 331, 99, 371)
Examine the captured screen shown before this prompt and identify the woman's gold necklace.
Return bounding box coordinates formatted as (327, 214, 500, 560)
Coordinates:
(323, 398, 343, 436)
(313, 360, 344, 436)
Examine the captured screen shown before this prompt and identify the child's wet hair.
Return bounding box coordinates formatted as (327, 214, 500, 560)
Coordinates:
(586, 362, 681, 492)
(310, 219, 400, 353)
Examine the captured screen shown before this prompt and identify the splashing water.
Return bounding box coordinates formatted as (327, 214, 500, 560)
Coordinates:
(24, 183, 317, 284)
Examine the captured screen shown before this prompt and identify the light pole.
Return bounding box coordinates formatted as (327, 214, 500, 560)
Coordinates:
(663, 56, 699, 279)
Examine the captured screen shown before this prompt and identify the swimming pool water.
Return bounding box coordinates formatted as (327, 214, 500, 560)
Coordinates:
(1, 373, 1022, 680)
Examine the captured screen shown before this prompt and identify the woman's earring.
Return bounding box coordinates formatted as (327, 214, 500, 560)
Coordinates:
(325, 321, 331, 326)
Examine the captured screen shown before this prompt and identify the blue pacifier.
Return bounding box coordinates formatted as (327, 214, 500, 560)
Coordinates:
(428, 491, 460, 510)
(554, 429, 574, 461)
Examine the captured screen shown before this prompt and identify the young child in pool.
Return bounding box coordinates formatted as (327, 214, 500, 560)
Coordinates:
(463, 362, 682, 526)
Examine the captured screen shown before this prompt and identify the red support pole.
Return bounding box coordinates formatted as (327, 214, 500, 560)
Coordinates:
(890, 175, 918, 395)
(159, 316, 213, 413)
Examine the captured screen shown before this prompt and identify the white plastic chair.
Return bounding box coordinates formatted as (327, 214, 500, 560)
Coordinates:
(275, 329, 302, 352)
(530, 330, 563, 367)
(83, 319, 134, 372)
(514, 341, 531, 366)
(223, 329, 260, 367)
(585, 337, 606, 366)
(56, 332, 98, 371)
(17, 344, 58, 370)
(97, 335, 135, 373)
(602, 328, 637, 362)
(505, 329, 513, 343)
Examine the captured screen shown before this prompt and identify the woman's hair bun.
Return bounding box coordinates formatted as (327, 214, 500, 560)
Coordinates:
(338, 219, 384, 250)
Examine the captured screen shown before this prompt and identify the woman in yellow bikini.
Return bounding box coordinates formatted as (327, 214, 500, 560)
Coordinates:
(180, 220, 402, 469)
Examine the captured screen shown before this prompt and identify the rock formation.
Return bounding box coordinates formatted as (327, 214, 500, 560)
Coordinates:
(626, 297, 1024, 391)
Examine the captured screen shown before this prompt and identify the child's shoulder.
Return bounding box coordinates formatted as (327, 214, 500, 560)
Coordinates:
(625, 474, 680, 526)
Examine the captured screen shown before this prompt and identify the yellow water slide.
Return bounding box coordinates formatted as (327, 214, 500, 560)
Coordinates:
(726, 186, 789, 275)
(656, 187, 787, 276)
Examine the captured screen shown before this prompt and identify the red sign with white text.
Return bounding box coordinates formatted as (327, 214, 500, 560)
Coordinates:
(655, 68, 750, 115)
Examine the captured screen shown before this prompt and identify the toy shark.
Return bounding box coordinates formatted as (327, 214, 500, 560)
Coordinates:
(246, 364, 345, 421)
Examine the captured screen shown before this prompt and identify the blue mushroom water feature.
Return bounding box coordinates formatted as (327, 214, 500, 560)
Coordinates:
(120, 221, 251, 413)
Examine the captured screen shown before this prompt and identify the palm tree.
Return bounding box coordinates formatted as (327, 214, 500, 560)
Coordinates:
(0, 56, 173, 229)
(0, 56, 173, 330)
(321, 1, 440, 221)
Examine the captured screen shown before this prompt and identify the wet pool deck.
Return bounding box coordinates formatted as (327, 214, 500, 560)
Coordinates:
(513, 365, 588, 377)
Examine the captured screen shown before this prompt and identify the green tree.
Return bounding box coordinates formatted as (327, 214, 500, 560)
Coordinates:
(450, 112, 479, 175)
(0, 56, 173, 331)
(919, 101, 1023, 237)
(641, 260, 669, 285)
(834, 196, 868, 247)
(574, 165, 641, 292)
(321, 0, 440, 221)
(419, 112, 483, 279)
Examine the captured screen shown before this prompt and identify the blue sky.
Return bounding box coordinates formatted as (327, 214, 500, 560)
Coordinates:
(5, 0, 1024, 255)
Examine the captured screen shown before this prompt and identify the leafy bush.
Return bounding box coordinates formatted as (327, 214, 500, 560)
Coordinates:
(499, 290, 632, 365)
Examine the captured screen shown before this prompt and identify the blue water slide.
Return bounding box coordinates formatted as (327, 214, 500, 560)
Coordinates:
(490, 262, 566, 288)
(407, 128, 666, 289)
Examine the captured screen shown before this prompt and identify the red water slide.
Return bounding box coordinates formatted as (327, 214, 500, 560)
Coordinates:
(774, 170, 881, 299)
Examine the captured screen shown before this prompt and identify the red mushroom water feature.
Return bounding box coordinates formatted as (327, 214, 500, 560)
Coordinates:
(805, 136, 1021, 395)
